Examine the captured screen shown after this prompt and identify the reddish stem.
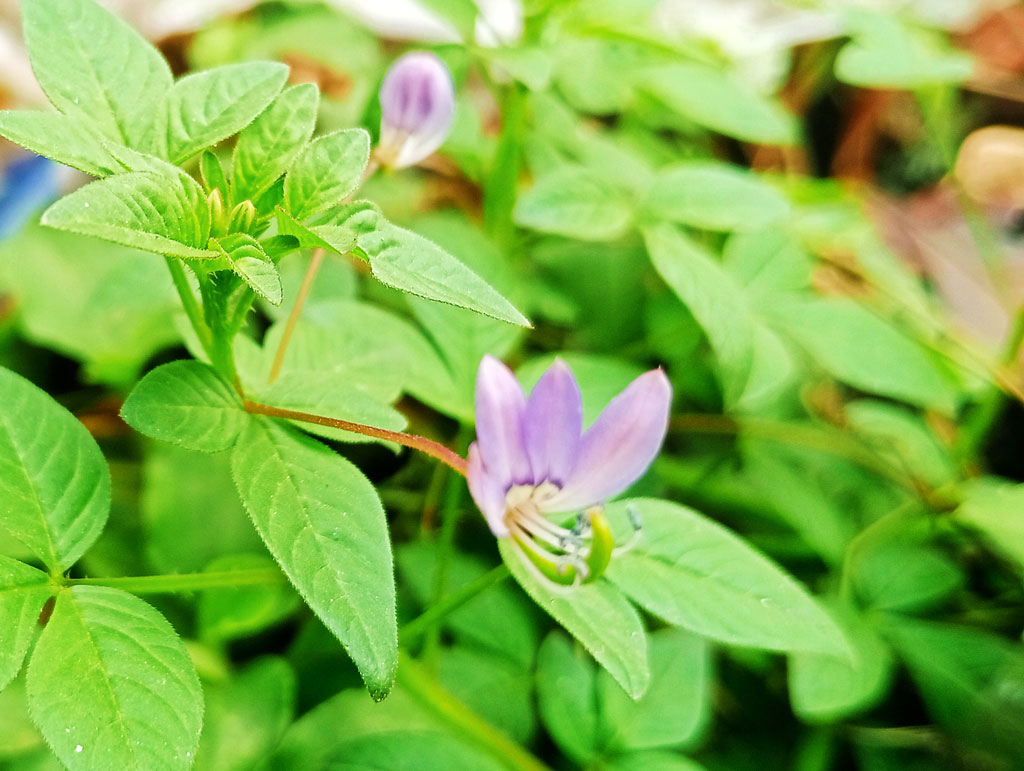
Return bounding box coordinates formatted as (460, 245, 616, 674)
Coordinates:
(243, 399, 468, 476)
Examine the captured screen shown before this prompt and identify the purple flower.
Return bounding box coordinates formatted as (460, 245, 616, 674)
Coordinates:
(467, 356, 672, 585)
(377, 52, 455, 169)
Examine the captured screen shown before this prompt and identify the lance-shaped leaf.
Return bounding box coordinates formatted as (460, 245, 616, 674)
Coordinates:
(500, 539, 649, 699)
(513, 167, 633, 241)
(284, 129, 371, 221)
(121, 360, 249, 453)
(21, 0, 172, 145)
(231, 419, 398, 699)
(213, 234, 283, 306)
(357, 224, 530, 327)
(606, 499, 848, 656)
(0, 367, 110, 571)
(233, 83, 319, 202)
(25, 586, 203, 771)
(0, 557, 50, 692)
(41, 171, 217, 259)
(0, 111, 126, 177)
(146, 62, 289, 165)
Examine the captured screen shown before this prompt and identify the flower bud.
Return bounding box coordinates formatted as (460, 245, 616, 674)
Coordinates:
(377, 52, 455, 169)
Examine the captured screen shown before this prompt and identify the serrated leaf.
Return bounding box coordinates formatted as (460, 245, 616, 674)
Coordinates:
(41, 171, 216, 259)
(640, 62, 798, 145)
(21, 0, 172, 145)
(231, 418, 397, 698)
(499, 539, 649, 699)
(25, 586, 202, 771)
(233, 83, 319, 202)
(0, 557, 50, 692)
(147, 62, 289, 165)
(643, 161, 790, 231)
(213, 234, 283, 305)
(0, 367, 110, 571)
(643, 223, 755, 406)
(357, 224, 530, 326)
(121, 360, 248, 452)
(0, 111, 125, 177)
(513, 167, 633, 241)
(284, 129, 370, 221)
(606, 499, 848, 655)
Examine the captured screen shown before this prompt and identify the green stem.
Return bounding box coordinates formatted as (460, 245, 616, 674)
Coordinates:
(400, 565, 509, 646)
(196, 273, 239, 385)
(66, 568, 286, 595)
(395, 652, 552, 771)
(164, 256, 214, 359)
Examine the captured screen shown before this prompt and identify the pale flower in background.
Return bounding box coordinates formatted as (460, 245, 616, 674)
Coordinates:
(376, 51, 456, 169)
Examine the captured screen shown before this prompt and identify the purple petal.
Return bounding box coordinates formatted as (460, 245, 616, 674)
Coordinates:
(523, 359, 582, 487)
(378, 51, 455, 168)
(467, 442, 509, 537)
(474, 355, 532, 491)
(544, 369, 672, 512)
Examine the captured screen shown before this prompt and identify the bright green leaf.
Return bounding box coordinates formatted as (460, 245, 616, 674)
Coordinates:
(21, 0, 172, 145)
(147, 62, 289, 165)
(514, 167, 633, 241)
(500, 539, 649, 699)
(439, 646, 536, 744)
(643, 162, 790, 232)
(640, 62, 798, 145)
(41, 171, 217, 259)
(233, 83, 319, 202)
(535, 632, 601, 763)
(0, 558, 50, 692)
(0, 111, 127, 177)
(213, 234, 283, 305)
(599, 628, 711, 752)
(25, 586, 202, 771)
(284, 129, 370, 221)
(606, 499, 848, 655)
(643, 223, 755, 406)
(0, 367, 110, 571)
(121, 360, 248, 452)
(326, 730, 506, 771)
(606, 752, 708, 771)
(198, 554, 297, 644)
(958, 478, 1024, 573)
(231, 419, 397, 699)
(357, 223, 530, 327)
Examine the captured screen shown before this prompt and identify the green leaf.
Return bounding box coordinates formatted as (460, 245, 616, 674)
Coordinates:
(213, 234, 283, 305)
(233, 83, 319, 202)
(643, 223, 755, 406)
(231, 419, 397, 698)
(958, 478, 1024, 572)
(41, 171, 217, 259)
(0, 111, 126, 177)
(0, 367, 110, 572)
(836, 10, 974, 88)
(121, 360, 248, 452)
(0, 558, 50, 692)
(789, 602, 894, 723)
(438, 646, 536, 744)
(851, 541, 963, 614)
(605, 499, 848, 655)
(883, 617, 1024, 764)
(499, 539, 649, 699)
(326, 730, 506, 771)
(606, 752, 708, 771)
(198, 555, 297, 644)
(25, 586, 202, 771)
(146, 62, 289, 165)
(513, 167, 633, 241)
(768, 297, 958, 414)
(284, 129, 371, 221)
(21, 0, 171, 145)
(643, 162, 790, 232)
(357, 224, 530, 327)
(640, 62, 798, 145)
(535, 632, 601, 763)
(193, 658, 295, 771)
(598, 628, 711, 752)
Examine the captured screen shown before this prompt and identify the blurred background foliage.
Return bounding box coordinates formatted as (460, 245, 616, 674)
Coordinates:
(2, 1, 1024, 770)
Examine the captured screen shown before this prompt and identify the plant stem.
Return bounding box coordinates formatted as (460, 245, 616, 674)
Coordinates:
(400, 565, 510, 645)
(164, 256, 214, 358)
(66, 568, 286, 595)
(268, 247, 325, 383)
(395, 652, 552, 771)
(243, 399, 469, 475)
